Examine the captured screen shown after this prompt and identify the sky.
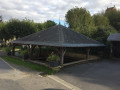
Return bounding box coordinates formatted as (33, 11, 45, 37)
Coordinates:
(0, 0, 120, 25)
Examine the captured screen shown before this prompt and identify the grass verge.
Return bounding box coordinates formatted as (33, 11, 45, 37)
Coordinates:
(2, 56, 57, 74)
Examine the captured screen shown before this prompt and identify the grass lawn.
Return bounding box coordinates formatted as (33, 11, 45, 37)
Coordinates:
(2, 56, 57, 74)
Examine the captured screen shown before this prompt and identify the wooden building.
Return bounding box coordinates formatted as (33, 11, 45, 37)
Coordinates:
(108, 33, 120, 58)
(12, 25, 104, 65)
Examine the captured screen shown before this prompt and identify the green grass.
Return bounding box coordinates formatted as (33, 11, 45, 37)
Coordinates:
(2, 56, 57, 74)
(0, 47, 7, 52)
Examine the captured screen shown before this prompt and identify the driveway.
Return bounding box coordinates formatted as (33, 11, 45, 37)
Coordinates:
(56, 60, 120, 90)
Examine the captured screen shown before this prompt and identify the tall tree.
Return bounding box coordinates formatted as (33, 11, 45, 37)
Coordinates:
(92, 26, 117, 43)
(35, 23, 44, 32)
(65, 7, 95, 37)
(0, 23, 13, 45)
(0, 16, 2, 23)
(6, 18, 36, 38)
(93, 14, 109, 27)
(105, 9, 120, 32)
(44, 20, 56, 29)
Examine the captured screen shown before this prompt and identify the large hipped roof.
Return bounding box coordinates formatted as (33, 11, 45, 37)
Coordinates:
(13, 25, 104, 47)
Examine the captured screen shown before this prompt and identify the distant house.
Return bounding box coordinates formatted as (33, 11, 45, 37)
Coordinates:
(106, 5, 116, 12)
(107, 33, 120, 58)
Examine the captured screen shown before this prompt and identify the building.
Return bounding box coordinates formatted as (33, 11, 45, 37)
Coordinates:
(106, 5, 116, 12)
(12, 25, 105, 65)
(107, 33, 120, 58)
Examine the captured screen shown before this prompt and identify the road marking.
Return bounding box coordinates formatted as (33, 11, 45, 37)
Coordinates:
(48, 75, 82, 90)
(0, 57, 17, 71)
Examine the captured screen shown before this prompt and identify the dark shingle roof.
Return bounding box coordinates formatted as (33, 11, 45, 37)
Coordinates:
(13, 25, 104, 47)
(107, 33, 120, 41)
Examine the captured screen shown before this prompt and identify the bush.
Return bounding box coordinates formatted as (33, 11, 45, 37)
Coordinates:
(92, 26, 117, 43)
(47, 52, 60, 62)
(5, 47, 12, 55)
(5, 47, 11, 53)
(21, 50, 28, 56)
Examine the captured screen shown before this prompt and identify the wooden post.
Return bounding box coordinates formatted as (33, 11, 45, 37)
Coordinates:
(38, 46, 41, 57)
(55, 47, 66, 65)
(12, 44, 16, 56)
(110, 43, 113, 58)
(30, 45, 36, 59)
(86, 48, 90, 60)
(60, 48, 66, 65)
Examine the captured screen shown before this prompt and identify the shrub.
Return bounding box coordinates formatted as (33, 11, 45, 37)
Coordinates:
(21, 50, 28, 56)
(5, 47, 12, 53)
(5, 47, 12, 55)
(47, 52, 60, 62)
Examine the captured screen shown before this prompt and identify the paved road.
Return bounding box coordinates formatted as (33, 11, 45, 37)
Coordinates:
(0, 59, 13, 73)
(56, 60, 120, 90)
(0, 58, 70, 90)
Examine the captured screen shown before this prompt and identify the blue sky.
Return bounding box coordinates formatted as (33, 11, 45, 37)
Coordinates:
(52, 19, 68, 27)
(0, 0, 120, 26)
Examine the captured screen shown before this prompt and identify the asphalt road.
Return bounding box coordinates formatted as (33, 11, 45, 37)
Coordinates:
(56, 60, 120, 90)
(0, 58, 70, 90)
(0, 59, 13, 73)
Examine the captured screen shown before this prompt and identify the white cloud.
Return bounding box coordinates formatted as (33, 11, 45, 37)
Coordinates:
(0, 0, 120, 23)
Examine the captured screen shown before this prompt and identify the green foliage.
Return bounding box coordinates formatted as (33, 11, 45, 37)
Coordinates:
(6, 18, 36, 38)
(35, 23, 44, 32)
(47, 52, 60, 62)
(65, 7, 95, 37)
(2, 56, 57, 74)
(0, 16, 2, 23)
(44, 20, 56, 29)
(92, 26, 117, 43)
(0, 23, 13, 41)
(93, 14, 109, 26)
(5, 47, 12, 53)
(105, 9, 120, 32)
(21, 50, 28, 55)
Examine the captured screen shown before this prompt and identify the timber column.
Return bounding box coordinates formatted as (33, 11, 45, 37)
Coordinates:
(12, 44, 16, 56)
(60, 48, 66, 65)
(86, 48, 90, 60)
(29, 45, 36, 59)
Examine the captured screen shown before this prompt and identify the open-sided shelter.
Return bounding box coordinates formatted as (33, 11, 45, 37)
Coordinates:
(107, 33, 120, 58)
(12, 25, 105, 65)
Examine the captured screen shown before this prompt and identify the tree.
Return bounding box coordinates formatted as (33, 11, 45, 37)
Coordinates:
(6, 18, 36, 38)
(34, 23, 44, 32)
(44, 20, 56, 29)
(93, 14, 109, 27)
(65, 7, 95, 37)
(105, 9, 120, 32)
(0, 23, 13, 46)
(20, 19, 36, 37)
(0, 16, 2, 23)
(92, 26, 117, 43)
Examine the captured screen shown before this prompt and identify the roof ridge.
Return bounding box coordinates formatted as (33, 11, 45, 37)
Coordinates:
(58, 25, 64, 43)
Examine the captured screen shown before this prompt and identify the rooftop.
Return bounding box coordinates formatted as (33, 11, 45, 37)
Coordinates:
(13, 25, 104, 47)
(107, 33, 120, 41)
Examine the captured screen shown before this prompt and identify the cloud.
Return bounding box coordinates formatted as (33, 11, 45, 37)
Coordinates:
(0, 0, 120, 23)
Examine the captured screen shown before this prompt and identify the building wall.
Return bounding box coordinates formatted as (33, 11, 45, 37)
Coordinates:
(112, 41, 120, 58)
